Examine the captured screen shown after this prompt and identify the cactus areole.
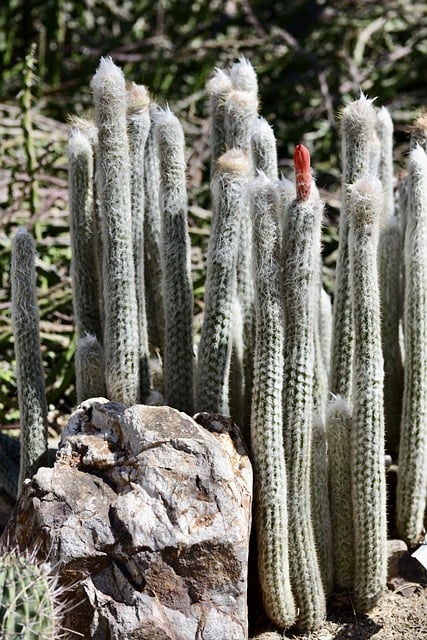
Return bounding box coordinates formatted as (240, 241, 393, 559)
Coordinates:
(294, 144, 311, 202)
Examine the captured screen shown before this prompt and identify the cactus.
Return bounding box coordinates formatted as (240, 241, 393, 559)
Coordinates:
(75, 334, 107, 404)
(196, 149, 250, 415)
(281, 146, 326, 631)
(396, 145, 427, 546)
(11, 228, 48, 493)
(326, 397, 354, 591)
(207, 67, 232, 174)
(90, 56, 140, 405)
(68, 126, 102, 342)
(349, 177, 387, 611)
(0, 549, 65, 639)
(330, 94, 377, 399)
(250, 173, 296, 628)
(154, 107, 194, 415)
(128, 83, 151, 401)
(251, 117, 278, 180)
(143, 102, 165, 356)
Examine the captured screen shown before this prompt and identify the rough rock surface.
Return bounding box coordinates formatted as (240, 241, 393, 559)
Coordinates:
(2, 399, 253, 640)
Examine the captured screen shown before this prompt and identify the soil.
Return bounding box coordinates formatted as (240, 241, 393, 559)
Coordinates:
(288, 588, 427, 640)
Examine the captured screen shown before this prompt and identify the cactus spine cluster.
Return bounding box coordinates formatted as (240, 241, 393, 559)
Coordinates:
(0, 549, 64, 639)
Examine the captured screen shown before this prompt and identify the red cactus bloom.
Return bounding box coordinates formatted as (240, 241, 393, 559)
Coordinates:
(294, 144, 311, 202)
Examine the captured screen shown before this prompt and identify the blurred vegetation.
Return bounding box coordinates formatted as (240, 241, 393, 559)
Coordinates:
(0, 0, 426, 426)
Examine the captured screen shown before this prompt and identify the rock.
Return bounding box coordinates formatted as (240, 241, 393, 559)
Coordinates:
(2, 399, 253, 640)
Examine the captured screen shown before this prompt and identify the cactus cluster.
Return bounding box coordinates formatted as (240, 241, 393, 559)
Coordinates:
(5, 54, 427, 637)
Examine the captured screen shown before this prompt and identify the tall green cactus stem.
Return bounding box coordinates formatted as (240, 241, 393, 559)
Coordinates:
(282, 150, 326, 631)
(250, 173, 296, 629)
(0, 549, 64, 639)
(68, 127, 102, 342)
(378, 216, 403, 455)
(154, 108, 194, 414)
(396, 145, 427, 546)
(11, 228, 48, 493)
(326, 397, 354, 591)
(144, 103, 165, 356)
(128, 83, 151, 401)
(349, 177, 387, 611)
(75, 334, 107, 404)
(91, 57, 140, 405)
(251, 117, 278, 180)
(376, 106, 395, 217)
(207, 67, 232, 175)
(330, 94, 377, 399)
(196, 150, 249, 415)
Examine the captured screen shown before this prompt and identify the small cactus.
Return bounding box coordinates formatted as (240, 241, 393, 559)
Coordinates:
(0, 548, 67, 639)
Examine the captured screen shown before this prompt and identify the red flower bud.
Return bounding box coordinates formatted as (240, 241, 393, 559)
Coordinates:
(294, 144, 311, 202)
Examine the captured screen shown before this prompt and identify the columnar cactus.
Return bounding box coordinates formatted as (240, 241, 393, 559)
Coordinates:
(90, 57, 140, 405)
(128, 83, 151, 401)
(196, 149, 249, 415)
(349, 177, 387, 611)
(154, 108, 194, 415)
(11, 228, 48, 493)
(0, 549, 65, 639)
(75, 334, 107, 404)
(281, 146, 326, 631)
(396, 144, 427, 546)
(207, 67, 232, 174)
(326, 397, 354, 591)
(68, 126, 102, 342)
(330, 94, 377, 399)
(251, 117, 278, 180)
(250, 173, 296, 628)
(143, 102, 165, 356)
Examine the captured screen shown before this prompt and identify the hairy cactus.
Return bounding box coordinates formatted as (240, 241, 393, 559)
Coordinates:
(396, 145, 427, 546)
(154, 107, 194, 414)
(11, 228, 48, 493)
(75, 334, 106, 404)
(349, 177, 387, 611)
(250, 173, 296, 628)
(128, 83, 151, 401)
(90, 57, 140, 405)
(196, 149, 250, 416)
(251, 117, 278, 180)
(326, 397, 354, 591)
(330, 94, 377, 399)
(0, 549, 66, 639)
(281, 147, 326, 631)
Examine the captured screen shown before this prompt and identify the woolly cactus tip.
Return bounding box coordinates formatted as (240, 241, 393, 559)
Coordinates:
(250, 170, 270, 191)
(216, 148, 250, 174)
(251, 116, 274, 139)
(128, 82, 150, 112)
(409, 142, 427, 166)
(68, 127, 92, 157)
(226, 88, 258, 115)
(207, 67, 232, 95)
(377, 106, 393, 132)
(230, 56, 258, 94)
(410, 112, 427, 138)
(342, 93, 377, 133)
(294, 143, 311, 202)
(90, 56, 125, 92)
(351, 176, 384, 222)
(326, 395, 351, 417)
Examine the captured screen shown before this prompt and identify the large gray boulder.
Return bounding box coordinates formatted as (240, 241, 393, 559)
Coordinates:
(3, 399, 253, 639)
